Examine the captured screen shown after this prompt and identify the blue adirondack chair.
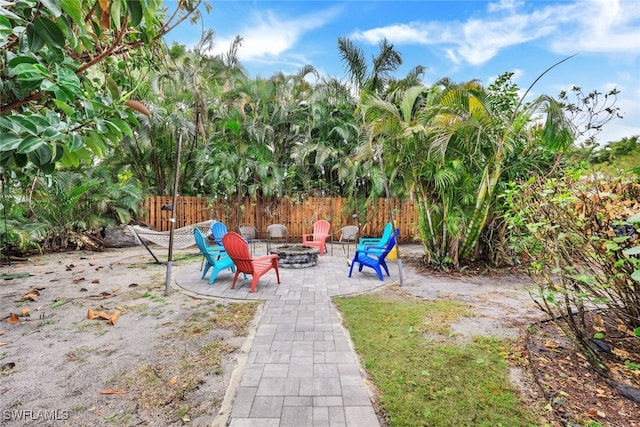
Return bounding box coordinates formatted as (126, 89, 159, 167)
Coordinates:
(210, 221, 228, 246)
(348, 232, 396, 281)
(357, 221, 393, 251)
(194, 228, 236, 285)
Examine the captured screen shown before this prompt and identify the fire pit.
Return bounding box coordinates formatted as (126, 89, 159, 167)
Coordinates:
(270, 245, 320, 268)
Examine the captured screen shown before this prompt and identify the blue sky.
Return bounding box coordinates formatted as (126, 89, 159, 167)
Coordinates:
(165, 0, 640, 145)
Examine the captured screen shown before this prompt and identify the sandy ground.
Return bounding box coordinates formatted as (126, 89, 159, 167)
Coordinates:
(0, 246, 259, 426)
(0, 244, 547, 427)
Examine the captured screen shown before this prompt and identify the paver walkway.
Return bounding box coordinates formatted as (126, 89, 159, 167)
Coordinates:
(174, 242, 410, 426)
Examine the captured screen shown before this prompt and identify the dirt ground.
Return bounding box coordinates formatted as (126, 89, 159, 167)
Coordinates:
(0, 246, 259, 426)
(1, 246, 638, 427)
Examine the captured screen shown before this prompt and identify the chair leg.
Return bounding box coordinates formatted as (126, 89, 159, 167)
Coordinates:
(273, 262, 281, 284)
(250, 275, 259, 293)
(348, 257, 356, 277)
(230, 270, 241, 289)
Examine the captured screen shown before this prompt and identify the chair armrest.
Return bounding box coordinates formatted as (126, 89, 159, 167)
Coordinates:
(358, 237, 382, 244)
(253, 254, 278, 262)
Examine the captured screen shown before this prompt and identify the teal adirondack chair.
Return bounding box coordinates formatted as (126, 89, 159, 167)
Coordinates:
(357, 221, 393, 251)
(194, 228, 236, 285)
(210, 221, 228, 246)
(348, 232, 396, 281)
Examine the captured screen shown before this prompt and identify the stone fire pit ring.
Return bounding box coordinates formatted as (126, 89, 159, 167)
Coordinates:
(270, 245, 320, 268)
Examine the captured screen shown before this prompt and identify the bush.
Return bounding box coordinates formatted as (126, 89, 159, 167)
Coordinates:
(506, 174, 640, 372)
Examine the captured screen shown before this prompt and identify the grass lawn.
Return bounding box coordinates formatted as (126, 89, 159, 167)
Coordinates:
(334, 289, 545, 427)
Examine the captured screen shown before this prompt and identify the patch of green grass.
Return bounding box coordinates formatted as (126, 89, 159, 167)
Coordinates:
(142, 291, 166, 304)
(334, 291, 542, 427)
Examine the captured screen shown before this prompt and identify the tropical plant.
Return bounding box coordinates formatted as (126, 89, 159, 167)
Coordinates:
(357, 70, 577, 268)
(0, 0, 206, 177)
(506, 174, 640, 372)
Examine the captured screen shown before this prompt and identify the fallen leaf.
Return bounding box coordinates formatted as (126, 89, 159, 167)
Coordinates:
(545, 340, 560, 349)
(128, 283, 138, 288)
(79, 288, 88, 292)
(0, 330, 4, 335)
(20, 307, 30, 316)
(22, 290, 40, 300)
(99, 389, 127, 395)
(108, 310, 121, 326)
(97, 311, 110, 320)
(87, 309, 96, 320)
(72, 277, 85, 283)
(1, 362, 15, 372)
(0, 342, 7, 346)
(92, 279, 99, 284)
(170, 376, 177, 385)
(7, 313, 19, 324)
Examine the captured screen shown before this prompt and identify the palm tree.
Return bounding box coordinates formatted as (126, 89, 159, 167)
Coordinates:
(358, 73, 575, 268)
(337, 37, 403, 96)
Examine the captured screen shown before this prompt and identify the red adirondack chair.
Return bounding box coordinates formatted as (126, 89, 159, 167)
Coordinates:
(302, 219, 331, 255)
(222, 232, 281, 293)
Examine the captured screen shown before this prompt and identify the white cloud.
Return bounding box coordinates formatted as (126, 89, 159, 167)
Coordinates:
(549, 0, 640, 54)
(487, 0, 525, 13)
(351, 22, 433, 45)
(350, 0, 640, 66)
(207, 6, 341, 65)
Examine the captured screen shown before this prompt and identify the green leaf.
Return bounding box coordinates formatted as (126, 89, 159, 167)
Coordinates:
(605, 241, 620, 251)
(567, 273, 594, 284)
(29, 144, 53, 166)
(634, 328, 640, 337)
(8, 54, 39, 67)
(10, 116, 39, 135)
(0, 5, 20, 20)
(0, 116, 15, 132)
(627, 213, 640, 224)
(126, 0, 143, 26)
(40, 0, 62, 17)
(623, 246, 640, 256)
(109, 118, 132, 137)
(105, 76, 120, 100)
(0, 133, 21, 151)
(17, 135, 45, 154)
(61, 0, 83, 26)
(26, 23, 45, 53)
(34, 16, 65, 49)
(53, 99, 74, 116)
(111, 0, 121, 29)
(68, 134, 84, 151)
(631, 270, 640, 282)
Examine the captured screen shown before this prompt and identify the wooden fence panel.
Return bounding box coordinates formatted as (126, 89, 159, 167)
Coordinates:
(142, 196, 420, 242)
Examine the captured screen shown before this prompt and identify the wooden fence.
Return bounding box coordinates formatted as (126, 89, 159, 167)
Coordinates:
(141, 196, 420, 243)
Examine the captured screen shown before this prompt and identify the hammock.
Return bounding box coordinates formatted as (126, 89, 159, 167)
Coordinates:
(128, 220, 215, 264)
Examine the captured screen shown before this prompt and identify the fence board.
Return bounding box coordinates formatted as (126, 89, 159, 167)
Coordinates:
(141, 196, 420, 243)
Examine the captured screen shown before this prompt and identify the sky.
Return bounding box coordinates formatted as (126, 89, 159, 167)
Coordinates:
(165, 0, 640, 145)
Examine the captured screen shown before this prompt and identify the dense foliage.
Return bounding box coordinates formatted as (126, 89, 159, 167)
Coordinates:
(0, 0, 633, 274)
(507, 175, 640, 371)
